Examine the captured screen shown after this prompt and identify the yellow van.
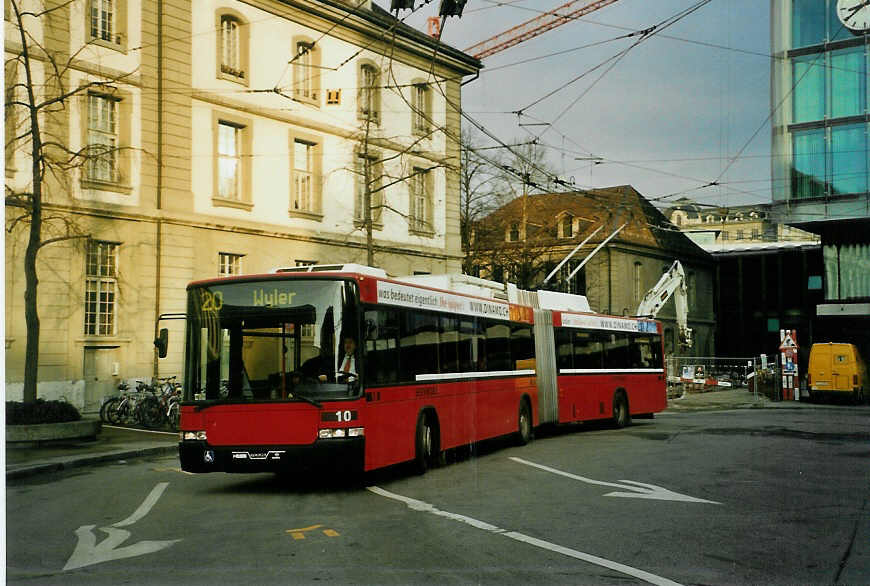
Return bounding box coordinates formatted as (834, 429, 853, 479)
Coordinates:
(807, 343, 867, 403)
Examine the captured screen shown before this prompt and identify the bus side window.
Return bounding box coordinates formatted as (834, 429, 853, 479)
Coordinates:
(603, 333, 630, 369)
(511, 324, 534, 370)
(556, 328, 573, 370)
(574, 331, 603, 370)
(458, 318, 476, 372)
(364, 309, 400, 384)
(486, 321, 511, 372)
(440, 315, 460, 374)
(400, 311, 440, 380)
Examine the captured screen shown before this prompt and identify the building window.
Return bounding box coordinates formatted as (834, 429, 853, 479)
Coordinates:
(216, 12, 248, 82)
(354, 153, 382, 225)
(221, 16, 241, 76)
(412, 82, 430, 135)
(791, 0, 826, 48)
(90, 0, 114, 42)
(560, 214, 573, 238)
(508, 223, 520, 242)
(791, 128, 827, 199)
(792, 54, 825, 123)
(736, 230, 744, 240)
(721, 231, 729, 241)
(633, 262, 643, 306)
(409, 167, 431, 233)
(86, 94, 119, 183)
(292, 39, 320, 104)
(219, 252, 243, 276)
(830, 48, 866, 119)
(830, 123, 868, 196)
(358, 63, 380, 123)
(84, 241, 118, 336)
(217, 121, 242, 201)
(292, 140, 313, 212)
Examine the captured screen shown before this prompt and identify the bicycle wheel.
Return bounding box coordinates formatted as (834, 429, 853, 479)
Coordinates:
(99, 397, 116, 423)
(139, 396, 164, 429)
(103, 397, 122, 424)
(167, 402, 180, 432)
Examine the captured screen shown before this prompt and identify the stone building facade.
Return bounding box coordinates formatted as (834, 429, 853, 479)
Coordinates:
(4, 0, 480, 411)
(472, 186, 717, 357)
(666, 198, 819, 247)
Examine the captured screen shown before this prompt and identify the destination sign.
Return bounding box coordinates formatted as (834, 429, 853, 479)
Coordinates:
(561, 313, 658, 333)
(377, 281, 509, 320)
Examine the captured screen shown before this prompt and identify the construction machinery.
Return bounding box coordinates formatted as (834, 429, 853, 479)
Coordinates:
(636, 260, 693, 348)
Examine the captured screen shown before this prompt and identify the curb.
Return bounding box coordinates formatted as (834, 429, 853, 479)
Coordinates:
(5, 444, 178, 481)
(6, 419, 102, 445)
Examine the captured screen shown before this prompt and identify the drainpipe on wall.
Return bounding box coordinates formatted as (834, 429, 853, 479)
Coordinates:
(153, 0, 164, 378)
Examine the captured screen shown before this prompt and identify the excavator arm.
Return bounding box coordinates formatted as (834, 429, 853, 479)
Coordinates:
(636, 260, 693, 348)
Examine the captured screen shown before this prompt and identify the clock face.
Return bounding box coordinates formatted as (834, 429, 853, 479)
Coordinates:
(837, 0, 870, 31)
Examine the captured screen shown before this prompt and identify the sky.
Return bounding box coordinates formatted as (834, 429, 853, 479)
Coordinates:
(401, 0, 773, 209)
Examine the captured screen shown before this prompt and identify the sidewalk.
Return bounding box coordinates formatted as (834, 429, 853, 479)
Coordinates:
(5, 422, 177, 480)
(665, 387, 814, 412)
(6, 391, 820, 480)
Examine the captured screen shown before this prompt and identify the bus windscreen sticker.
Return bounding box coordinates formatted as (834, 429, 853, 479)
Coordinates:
(377, 282, 509, 320)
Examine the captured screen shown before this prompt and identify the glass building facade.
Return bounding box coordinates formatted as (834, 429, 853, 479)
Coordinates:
(772, 0, 869, 202)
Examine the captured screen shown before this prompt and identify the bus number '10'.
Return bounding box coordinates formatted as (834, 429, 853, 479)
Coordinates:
(321, 410, 358, 422)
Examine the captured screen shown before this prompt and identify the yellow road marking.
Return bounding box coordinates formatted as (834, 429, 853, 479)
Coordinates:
(286, 524, 323, 533)
(285, 524, 340, 540)
(286, 524, 322, 540)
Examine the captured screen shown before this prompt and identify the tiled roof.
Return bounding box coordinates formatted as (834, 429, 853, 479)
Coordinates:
(479, 185, 712, 261)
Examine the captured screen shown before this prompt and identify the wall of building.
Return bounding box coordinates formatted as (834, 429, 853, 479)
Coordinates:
(4, 0, 475, 411)
(715, 245, 825, 370)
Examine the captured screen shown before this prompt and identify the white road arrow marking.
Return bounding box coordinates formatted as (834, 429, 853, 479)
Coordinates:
(509, 457, 720, 504)
(64, 482, 179, 571)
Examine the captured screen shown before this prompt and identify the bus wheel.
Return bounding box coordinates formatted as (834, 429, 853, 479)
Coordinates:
(516, 400, 532, 446)
(414, 413, 434, 475)
(612, 392, 630, 429)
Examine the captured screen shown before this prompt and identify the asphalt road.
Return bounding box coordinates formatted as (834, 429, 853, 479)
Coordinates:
(7, 407, 870, 585)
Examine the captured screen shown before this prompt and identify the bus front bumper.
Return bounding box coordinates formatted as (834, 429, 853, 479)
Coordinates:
(179, 437, 364, 474)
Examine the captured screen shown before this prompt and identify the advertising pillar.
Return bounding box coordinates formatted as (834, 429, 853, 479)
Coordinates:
(779, 330, 799, 401)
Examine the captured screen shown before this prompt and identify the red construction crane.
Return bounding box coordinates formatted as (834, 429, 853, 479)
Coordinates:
(464, 0, 621, 59)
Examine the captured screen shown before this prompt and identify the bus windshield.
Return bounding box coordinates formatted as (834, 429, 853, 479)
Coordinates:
(184, 279, 360, 404)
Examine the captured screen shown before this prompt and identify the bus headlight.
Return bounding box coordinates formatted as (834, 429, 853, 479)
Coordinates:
(319, 427, 364, 439)
(181, 430, 207, 441)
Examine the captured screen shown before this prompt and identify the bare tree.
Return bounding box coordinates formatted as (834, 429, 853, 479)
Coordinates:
(470, 140, 560, 288)
(458, 129, 504, 274)
(342, 52, 457, 268)
(5, 0, 136, 402)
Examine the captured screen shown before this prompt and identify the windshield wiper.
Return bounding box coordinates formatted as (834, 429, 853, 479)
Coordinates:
(290, 393, 322, 409)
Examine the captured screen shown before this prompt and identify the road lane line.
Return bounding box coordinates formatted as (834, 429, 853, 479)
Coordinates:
(367, 486, 683, 586)
(112, 482, 170, 528)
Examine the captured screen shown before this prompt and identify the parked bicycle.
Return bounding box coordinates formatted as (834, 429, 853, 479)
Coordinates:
(100, 376, 182, 430)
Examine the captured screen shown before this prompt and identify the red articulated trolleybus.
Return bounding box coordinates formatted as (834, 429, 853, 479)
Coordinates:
(178, 264, 666, 475)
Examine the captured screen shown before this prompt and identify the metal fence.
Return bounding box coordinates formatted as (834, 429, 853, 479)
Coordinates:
(665, 355, 783, 401)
